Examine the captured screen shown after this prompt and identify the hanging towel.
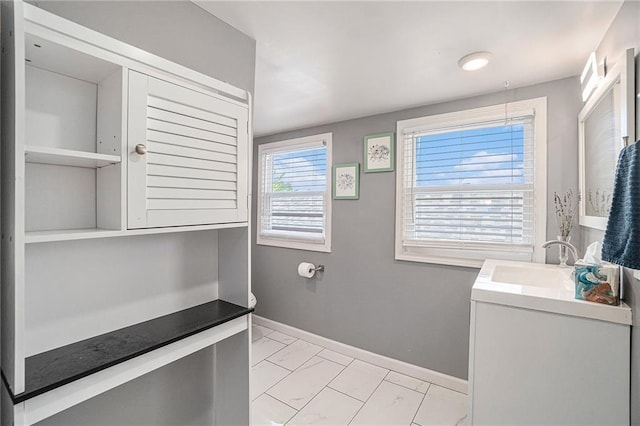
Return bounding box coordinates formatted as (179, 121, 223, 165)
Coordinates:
(602, 141, 640, 269)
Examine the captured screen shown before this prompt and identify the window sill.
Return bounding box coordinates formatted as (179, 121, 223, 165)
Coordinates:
(396, 246, 541, 268)
(396, 252, 484, 268)
(257, 237, 331, 253)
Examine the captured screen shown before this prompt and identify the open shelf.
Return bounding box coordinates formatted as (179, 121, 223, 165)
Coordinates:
(25, 222, 249, 243)
(25, 228, 123, 243)
(24, 145, 121, 168)
(6, 300, 252, 404)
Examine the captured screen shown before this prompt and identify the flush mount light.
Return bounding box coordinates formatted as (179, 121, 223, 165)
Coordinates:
(458, 51, 493, 71)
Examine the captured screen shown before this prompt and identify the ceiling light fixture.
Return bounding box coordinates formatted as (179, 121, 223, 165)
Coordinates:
(458, 51, 493, 71)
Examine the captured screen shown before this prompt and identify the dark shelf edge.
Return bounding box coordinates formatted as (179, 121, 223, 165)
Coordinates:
(3, 301, 254, 404)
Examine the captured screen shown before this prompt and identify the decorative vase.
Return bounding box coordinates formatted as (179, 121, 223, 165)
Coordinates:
(557, 235, 572, 267)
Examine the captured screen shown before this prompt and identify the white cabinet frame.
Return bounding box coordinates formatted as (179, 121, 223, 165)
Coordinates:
(1, 2, 253, 425)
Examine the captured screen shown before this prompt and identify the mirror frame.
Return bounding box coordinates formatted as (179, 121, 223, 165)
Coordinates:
(578, 48, 635, 230)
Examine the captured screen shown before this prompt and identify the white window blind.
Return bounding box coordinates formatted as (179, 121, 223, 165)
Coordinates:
(257, 133, 332, 252)
(396, 98, 547, 267)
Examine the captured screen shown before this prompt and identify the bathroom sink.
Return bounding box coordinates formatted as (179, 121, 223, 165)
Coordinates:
(472, 259, 631, 324)
(490, 263, 573, 290)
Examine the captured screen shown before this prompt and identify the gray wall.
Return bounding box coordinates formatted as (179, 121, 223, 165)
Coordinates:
(254, 77, 582, 379)
(30, 0, 256, 95)
(580, 1, 640, 423)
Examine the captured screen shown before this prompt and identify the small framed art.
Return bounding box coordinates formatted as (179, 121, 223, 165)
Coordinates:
(333, 163, 360, 199)
(364, 132, 394, 172)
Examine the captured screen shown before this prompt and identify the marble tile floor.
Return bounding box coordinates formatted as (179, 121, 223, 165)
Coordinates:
(251, 324, 468, 426)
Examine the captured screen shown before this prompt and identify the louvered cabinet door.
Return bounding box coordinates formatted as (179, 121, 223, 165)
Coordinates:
(127, 71, 248, 229)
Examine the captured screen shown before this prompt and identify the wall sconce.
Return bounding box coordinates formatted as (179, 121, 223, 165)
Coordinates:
(580, 52, 601, 102)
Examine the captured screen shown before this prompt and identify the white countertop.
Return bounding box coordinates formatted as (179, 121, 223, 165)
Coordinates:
(472, 259, 632, 325)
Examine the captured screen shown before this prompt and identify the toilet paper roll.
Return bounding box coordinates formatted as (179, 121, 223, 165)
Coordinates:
(298, 262, 316, 278)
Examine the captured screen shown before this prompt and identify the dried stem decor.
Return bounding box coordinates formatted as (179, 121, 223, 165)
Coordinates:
(588, 188, 612, 217)
(554, 189, 578, 239)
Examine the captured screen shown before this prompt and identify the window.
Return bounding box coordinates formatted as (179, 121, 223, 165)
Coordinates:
(257, 133, 332, 252)
(395, 98, 547, 268)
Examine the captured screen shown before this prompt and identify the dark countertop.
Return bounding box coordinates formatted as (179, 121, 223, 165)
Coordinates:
(3, 299, 252, 403)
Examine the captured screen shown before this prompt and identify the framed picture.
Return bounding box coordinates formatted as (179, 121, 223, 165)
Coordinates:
(364, 132, 394, 172)
(333, 163, 360, 199)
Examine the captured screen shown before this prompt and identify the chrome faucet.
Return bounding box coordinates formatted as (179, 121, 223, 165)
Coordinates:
(542, 240, 581, 266)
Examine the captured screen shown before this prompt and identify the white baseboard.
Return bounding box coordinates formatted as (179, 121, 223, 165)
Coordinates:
(252, 314, 468, 395)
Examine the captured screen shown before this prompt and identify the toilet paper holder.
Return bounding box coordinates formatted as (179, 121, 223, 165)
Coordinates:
(297, 262, 325, 278)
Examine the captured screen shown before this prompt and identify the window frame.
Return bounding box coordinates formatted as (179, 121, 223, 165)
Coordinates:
(395, 98, 547, 268)
(257, 133, 332, 253)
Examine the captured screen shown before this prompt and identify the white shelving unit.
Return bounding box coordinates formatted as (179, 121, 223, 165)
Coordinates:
(1, 2, 253, 425)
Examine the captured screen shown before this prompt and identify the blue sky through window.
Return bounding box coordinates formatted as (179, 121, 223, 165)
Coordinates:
(271, 147, 327, 192)
(415, 124, 525, 186)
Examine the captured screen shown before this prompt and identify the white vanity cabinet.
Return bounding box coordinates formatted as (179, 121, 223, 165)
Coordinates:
(2, 2, 253, 425)
(469, 260, 632, 426)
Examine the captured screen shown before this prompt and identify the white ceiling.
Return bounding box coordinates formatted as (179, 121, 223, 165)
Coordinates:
(195, 1, 622, 137)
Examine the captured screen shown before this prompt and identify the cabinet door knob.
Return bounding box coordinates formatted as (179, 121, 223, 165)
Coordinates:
(135, 144, 147, 155)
